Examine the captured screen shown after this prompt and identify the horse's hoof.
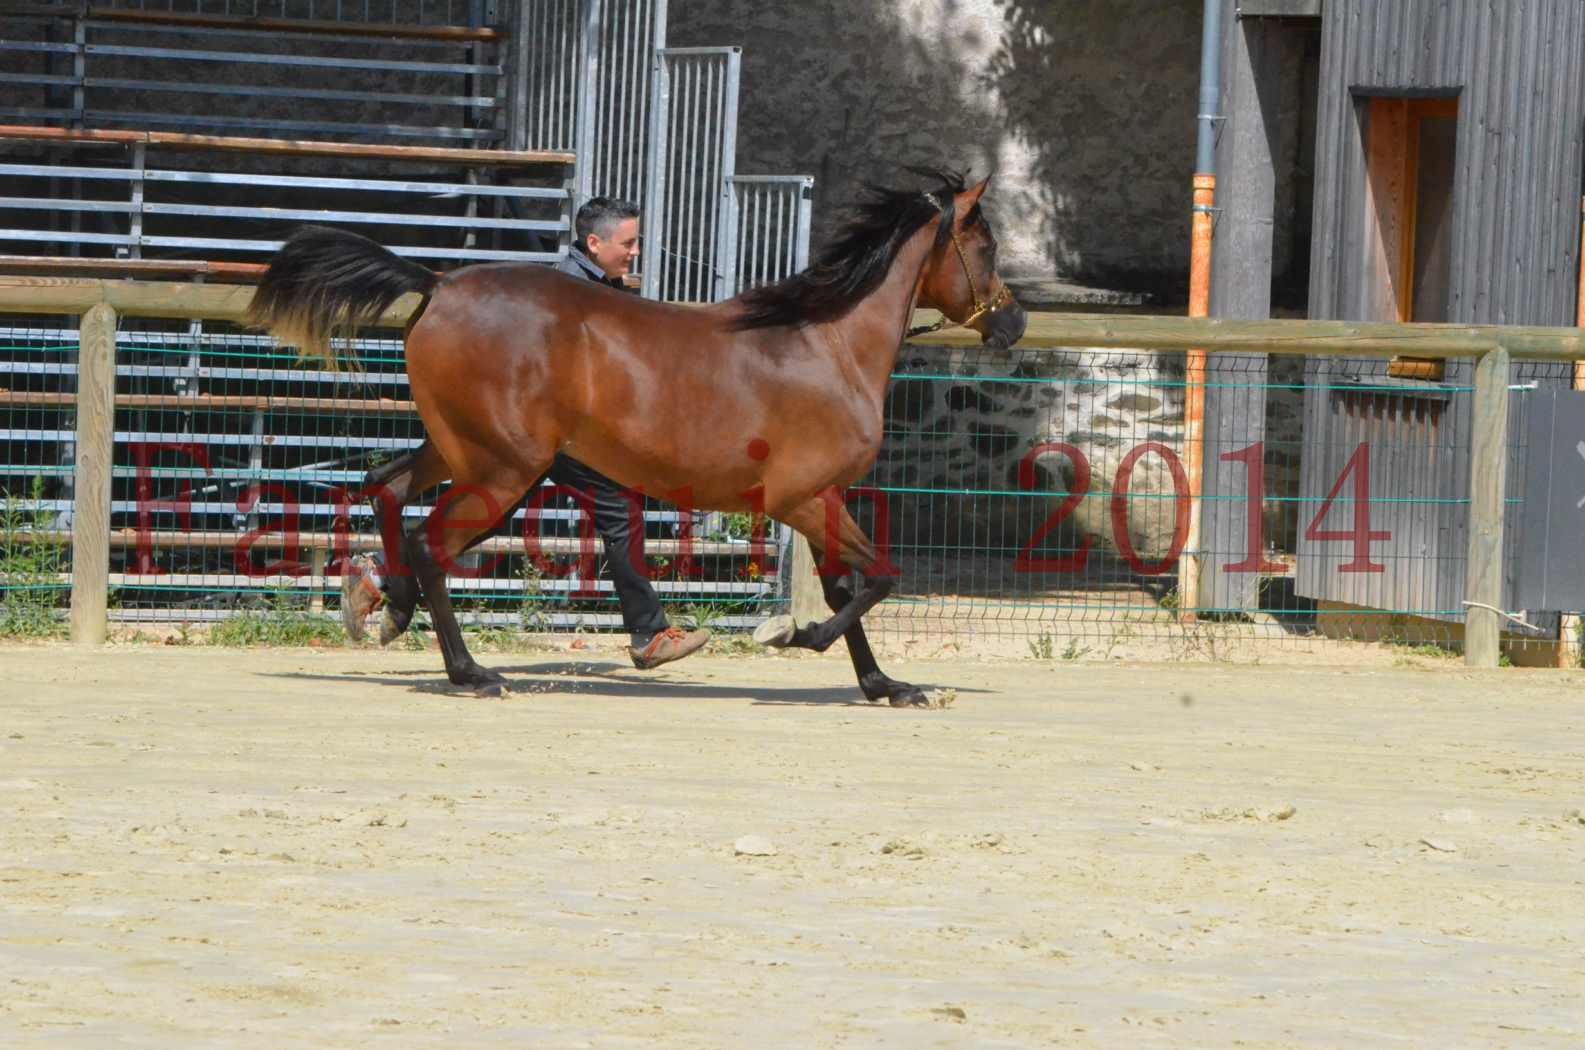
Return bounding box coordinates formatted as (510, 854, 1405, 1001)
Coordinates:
(340, 555, 383, 642)
(378, 606, 409, 646)
(753, 615, 799, 648)
(449, 659, 506, 684)
(474, 680, 510, 699)
(860, 673, 920, 705)
(453, 667, 509, 698)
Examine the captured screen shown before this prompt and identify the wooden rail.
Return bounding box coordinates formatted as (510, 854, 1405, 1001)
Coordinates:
(0, 276, 431, 322)
(0, 124, 574, 168)
(11, 5, 503, 42)
(6, 280, 1585, 359)
(82, 8, 505, 43)
(0, 256, 267, 282)
(2, 277, 1563, 665)
(905, 308, 1585, 361)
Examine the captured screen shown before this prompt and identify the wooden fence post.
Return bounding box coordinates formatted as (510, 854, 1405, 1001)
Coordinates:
(70, 301, 116, 645)
(1464, 344, 1510, 668)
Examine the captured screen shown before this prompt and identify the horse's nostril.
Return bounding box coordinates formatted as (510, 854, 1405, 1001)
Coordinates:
(980, 304, 1027, 349)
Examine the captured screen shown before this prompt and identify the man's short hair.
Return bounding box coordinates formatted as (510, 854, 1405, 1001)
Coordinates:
(575, 197, 640, 251)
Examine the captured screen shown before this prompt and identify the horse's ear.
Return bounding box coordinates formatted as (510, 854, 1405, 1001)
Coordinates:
(954, 176, 992, 221)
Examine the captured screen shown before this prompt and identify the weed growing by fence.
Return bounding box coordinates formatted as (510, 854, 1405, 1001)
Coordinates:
(0, 478, 67, 638)
(208, 585, 342, 647)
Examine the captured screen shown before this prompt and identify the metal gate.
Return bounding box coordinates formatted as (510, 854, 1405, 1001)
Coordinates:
(722, 175, 814, 298)
(639, 46, 740, 302)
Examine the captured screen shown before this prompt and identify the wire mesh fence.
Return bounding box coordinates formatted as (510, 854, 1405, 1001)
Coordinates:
(5, 311, 1579, 662)
(0, 327, 76, 637)
(0, 319, 787, 641)
(849, 341, 1574, 663)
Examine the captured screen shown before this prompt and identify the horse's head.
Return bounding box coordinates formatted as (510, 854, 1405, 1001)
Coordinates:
(915, 176, 1027, 350)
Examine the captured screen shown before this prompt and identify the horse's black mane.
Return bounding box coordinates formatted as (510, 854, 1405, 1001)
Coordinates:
(730, 169, 978, 330)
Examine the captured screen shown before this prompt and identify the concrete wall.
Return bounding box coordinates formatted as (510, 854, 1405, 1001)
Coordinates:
(668, 0, 1207, 299)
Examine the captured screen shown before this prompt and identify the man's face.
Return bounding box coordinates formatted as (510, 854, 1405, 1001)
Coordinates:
(586, 217, 641, 280)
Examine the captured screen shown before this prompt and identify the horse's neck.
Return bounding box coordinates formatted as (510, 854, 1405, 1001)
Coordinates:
(822, 223, 937, 396)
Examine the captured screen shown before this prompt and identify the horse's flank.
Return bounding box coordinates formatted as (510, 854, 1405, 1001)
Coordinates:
(402, 257, 911, 515)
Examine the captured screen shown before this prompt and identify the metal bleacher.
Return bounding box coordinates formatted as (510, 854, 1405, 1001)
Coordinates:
(0, 1, 811, 633)
(1, 1, 576, 270)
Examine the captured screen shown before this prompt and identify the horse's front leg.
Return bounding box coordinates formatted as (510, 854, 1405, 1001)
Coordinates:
(753, 495, 927, 707)
(820, 572, 926, 707)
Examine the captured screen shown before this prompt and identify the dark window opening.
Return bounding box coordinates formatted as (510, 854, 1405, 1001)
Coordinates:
(1361, 95, 1459, 380)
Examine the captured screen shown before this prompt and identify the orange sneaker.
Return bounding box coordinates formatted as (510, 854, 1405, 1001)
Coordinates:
(629, 626, 710, 670)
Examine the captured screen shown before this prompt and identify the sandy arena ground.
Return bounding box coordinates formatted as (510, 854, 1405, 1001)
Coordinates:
(2, 642, 1584, 1048)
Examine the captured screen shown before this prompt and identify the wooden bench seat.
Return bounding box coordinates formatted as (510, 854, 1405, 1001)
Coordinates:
(0, 124, 574, 168)
(0, 255, 267, 282)
(78, 7, 504, 44)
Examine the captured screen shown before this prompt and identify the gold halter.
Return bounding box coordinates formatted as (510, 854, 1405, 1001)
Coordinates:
(906, 192, 1016, 339)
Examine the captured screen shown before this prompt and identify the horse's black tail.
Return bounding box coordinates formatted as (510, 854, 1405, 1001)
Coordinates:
(246, 225, 439, 370)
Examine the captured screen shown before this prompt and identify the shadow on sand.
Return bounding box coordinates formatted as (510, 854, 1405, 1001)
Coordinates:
(262, 659, 989, 707)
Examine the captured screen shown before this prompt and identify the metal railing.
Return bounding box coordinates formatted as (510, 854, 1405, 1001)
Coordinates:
(6, 1, 815, 301)
(511, 0, 584, 152)
(0, 129, 572, 265)
(516, 3, 810, 302)
(574, 0, 665, 208)
(721, 175, 813, 297)
(639, 46, 739, 302)
(3, 4, 504, 144)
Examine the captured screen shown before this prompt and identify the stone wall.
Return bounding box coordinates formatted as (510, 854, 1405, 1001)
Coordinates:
(19, 3, 1316, 304)
(671, 0, 1203, 299)
(682, 2, 1315, 564)
(870, 344, 1305, 566)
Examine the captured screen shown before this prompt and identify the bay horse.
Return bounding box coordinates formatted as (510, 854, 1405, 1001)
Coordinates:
(246, 170, 1026, 703)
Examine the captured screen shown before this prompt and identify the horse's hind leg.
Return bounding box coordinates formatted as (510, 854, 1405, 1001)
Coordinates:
(403, 471, 532, 697)
(755, 494, 926, 707)
(342, 440, 450, 643)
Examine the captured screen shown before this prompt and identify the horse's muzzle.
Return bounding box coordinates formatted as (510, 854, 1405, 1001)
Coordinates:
(980, 299, 1028, 350)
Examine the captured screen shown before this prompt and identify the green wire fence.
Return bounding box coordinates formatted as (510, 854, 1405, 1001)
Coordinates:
(5, 284, 1585, 666)
(0, 320, 783, 638)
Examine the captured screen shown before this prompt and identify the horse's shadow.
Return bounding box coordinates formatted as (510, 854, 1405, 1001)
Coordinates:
(266, 660, 983, 707)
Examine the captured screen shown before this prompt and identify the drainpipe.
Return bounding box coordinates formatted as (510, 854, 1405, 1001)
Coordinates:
(1180, 0, 1223, 622)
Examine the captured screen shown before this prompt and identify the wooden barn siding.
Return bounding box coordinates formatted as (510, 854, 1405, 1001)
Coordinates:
(1297, 358, 1567, 630)
(1299, 0, 1585, 621)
